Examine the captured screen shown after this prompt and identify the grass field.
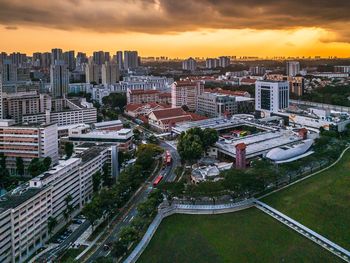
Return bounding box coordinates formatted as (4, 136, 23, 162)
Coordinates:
(138, 208, 340, 263)
(264, 149, 350, 249)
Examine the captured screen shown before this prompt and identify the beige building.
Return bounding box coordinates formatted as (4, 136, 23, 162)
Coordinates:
(171, 81, 204, 111)
(101, 62, 120, 85)
(0, 120, 58, 173)
(127, 89, 171, 104)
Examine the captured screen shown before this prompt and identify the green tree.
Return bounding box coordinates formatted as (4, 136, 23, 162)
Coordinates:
(28, 158, 44, 177)
(177, 132, 203, 163)
(92, 171, 102, 193)
(0, 153, 6, 169)
(16, 157, 24, 176)
(119, 226, 139, 246)
(47, 216, 58, 237)
(64, 142, 74, 159)
(63, 194, 74, 223)
(112, 240, 127, 259)
(202, 128, 219, 150)
(82, 200, 102, 230)
(43, 157, 52, 171)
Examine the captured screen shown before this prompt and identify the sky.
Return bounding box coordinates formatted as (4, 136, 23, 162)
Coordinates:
(0, 0, 350, 58)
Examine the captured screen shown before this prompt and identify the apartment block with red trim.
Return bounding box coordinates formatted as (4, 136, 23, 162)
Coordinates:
(171, 81, 204, 111)
(0, 119, 58, 173)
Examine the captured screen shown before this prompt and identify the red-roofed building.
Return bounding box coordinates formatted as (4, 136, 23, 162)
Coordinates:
(127, 88, 171, 104)
(124, 103, 171, 118)
(148, 107, 207, 132)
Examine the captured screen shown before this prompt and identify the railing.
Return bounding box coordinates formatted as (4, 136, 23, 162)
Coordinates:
(255, 200, 350, 262)
(123, 199, 255, 263)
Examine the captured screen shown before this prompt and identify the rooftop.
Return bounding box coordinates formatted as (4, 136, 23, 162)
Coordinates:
(0, 184, 47, 212)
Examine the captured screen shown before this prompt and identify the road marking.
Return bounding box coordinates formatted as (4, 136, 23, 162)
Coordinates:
(106, 251, 111, 256)
(129, 216, 134, 222)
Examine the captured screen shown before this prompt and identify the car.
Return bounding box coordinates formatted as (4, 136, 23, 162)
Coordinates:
(72, 219, 83, 224)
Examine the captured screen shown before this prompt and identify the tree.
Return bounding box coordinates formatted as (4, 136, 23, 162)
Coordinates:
(92, 171, 102, 193)
(82, 200, 102, 230)
(102, 163, 113, 187)
(112, 240, 127, 259)
(28, 158, 44, 177)
(0, 153, 6, 169)
(64, 142, 74, 159)
(133, 129, 141, 142)
(147, 135, 159, 145)
(202, 128, 219, 150)
(43, 157, 52, 171)
(63, 194, 74, 223)
(177, 132, 203, 163)
(119, 226, 139, 246)
(16, 157, 24, 176)
(47, 216, 58, 236)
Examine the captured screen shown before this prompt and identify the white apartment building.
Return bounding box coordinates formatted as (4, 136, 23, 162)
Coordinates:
(286, 61, 300, 77)
(0, 145, 114, 263)
(85, 63, 101, 84)
(255, 80, 290, 114)
(0, 120, 58, 171)
(182, 57, 197, 71)
(101, 62, 120, 85)
(171, 81, 204, 111)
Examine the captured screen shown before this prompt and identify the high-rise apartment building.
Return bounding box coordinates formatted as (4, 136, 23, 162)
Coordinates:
(218, 56, 231, 68)
(85, 62, 101, 84)
(1, 59, 17, 84)
(101, 62, 120, 85)
(50, 62, 69, 98)
(182, 57, 197, 71)
(206, 58, 219, 69)
(93, 51, 106, 65)
(116, 51, 123, 70)
(63, 50, 76, 71)
(286, 61, 300, 77)
(51, 48, 63, 65)
(0, 145, 113, 263)
(9, 52, 27, 67)
(41, 52, 51, 69)
(171, 81, 204, 111)
(255, 80, 289, 113)
(0, 73, 2, 119)
(123, 51, 139, 69)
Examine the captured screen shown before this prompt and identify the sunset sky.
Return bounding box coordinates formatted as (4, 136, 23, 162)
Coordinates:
(0, 0, 350, 58)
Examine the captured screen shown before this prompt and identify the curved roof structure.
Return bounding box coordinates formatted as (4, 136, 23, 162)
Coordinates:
(266, 139, 313, 162)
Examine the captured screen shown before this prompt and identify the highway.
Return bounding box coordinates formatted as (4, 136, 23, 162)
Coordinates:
(85, 140, 179, 262)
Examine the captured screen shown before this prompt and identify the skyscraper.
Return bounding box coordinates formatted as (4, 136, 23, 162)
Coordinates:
(182, 57, 197, 71)
(41, 52, 51, 69)
(116, 51, 123, 70)
(218, 56, 231, 68)
(93, 51, 106, 65)
(50, 62, 69, 98)
(1, 59, 17, 84)
(0, 73, 3, 119)
(101, 62, 120, 85)
(123, 51, 139, 70)
(63, 50, 76, 71)
(286, 61, 300, 77)
(51, 48, 63, 65)
(85, 62, 101, 84)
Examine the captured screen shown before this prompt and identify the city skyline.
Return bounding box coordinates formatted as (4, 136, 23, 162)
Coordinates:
(0, 0, 350, 58)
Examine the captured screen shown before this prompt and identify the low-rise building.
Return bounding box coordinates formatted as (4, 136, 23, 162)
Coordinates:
(66, 129, 133, 152)
(127, 89, 171, 104)
(124, 103, 171, 118)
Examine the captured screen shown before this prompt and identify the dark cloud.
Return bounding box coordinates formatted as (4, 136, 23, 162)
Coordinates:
(0, 0, 349, 41)
(4, 26, 17, 30)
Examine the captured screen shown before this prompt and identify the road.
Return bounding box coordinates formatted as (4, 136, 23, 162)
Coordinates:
(86, 140, 179, 262)
(36, 220, 90, 262)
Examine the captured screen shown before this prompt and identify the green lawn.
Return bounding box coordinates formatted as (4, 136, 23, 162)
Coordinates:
(264, 149, 350, 249)
(138, 208, 339, 263)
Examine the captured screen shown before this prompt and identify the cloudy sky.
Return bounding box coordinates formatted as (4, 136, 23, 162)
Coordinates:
(0, 0, 349, 57)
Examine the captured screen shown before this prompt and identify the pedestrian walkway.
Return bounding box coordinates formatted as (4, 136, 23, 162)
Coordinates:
(255, 200, 350, 262)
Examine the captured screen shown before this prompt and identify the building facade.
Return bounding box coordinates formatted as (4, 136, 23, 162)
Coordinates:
(196, 92, 238, 118)
(171, 81, 204, 111)
(255, 80, 290, 114)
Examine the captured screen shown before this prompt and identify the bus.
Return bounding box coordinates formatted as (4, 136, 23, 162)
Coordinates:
(153, 175, 164, 186)
(165, 150, 172, 166)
